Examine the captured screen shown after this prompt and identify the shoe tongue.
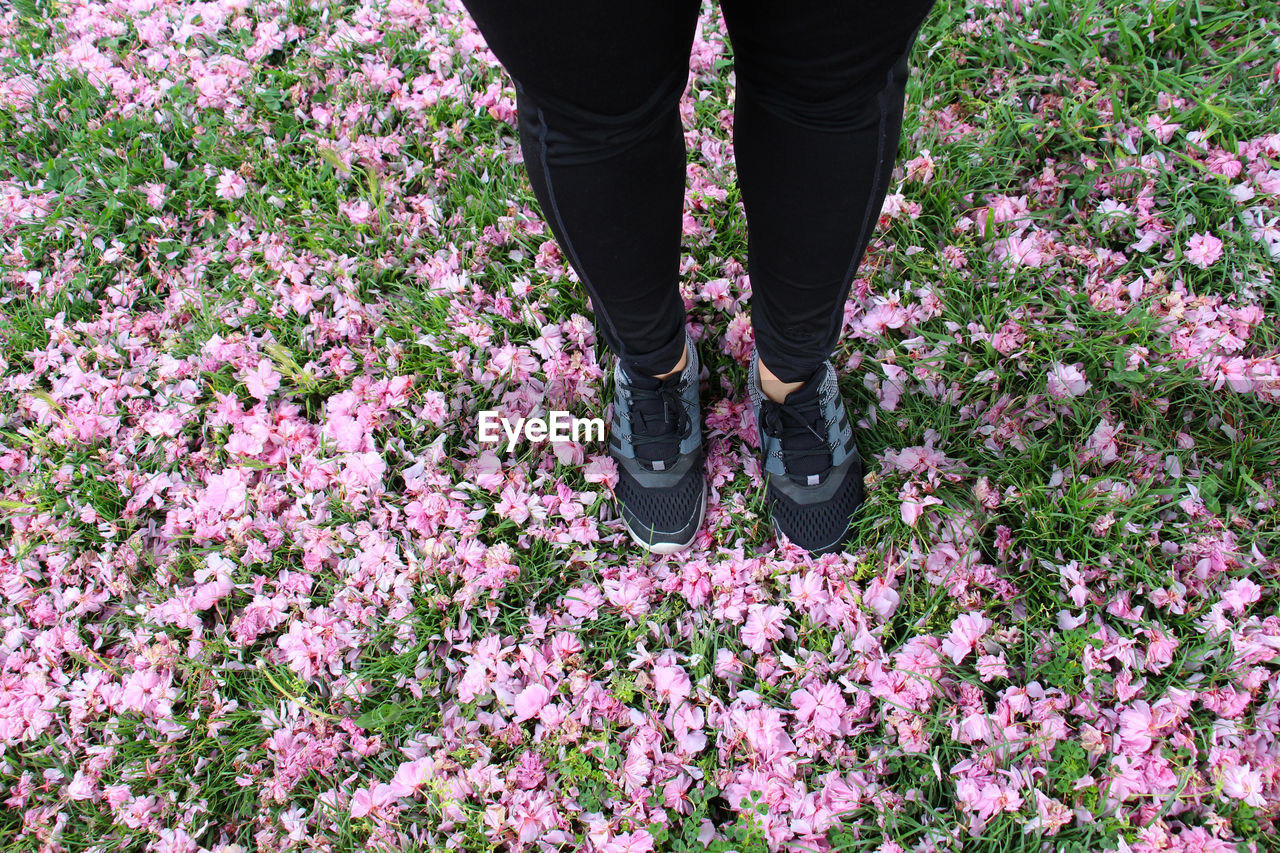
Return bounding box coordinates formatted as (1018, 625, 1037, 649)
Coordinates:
(628, 371, 683, 463)
(777, 369, 829, 477)
(626, 371, 662, 390)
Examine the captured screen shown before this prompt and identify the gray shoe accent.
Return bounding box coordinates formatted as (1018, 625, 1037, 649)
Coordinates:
(612, 441, 701, 489)
(764, 447, 860, 504)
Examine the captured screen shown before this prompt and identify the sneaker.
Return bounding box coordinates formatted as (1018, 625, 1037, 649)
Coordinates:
(747, 352, 866, 555)
(608, 331, 707, 554)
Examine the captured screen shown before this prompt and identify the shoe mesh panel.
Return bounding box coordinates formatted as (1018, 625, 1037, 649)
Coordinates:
(768, 453, 866, 552)
(614, 453, 705, 534)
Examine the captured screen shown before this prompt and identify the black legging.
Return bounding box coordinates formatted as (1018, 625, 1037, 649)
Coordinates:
(458, 0, 938, 384)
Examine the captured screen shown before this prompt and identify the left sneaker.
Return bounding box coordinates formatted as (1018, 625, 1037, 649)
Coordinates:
(747, 351, 866, 555)
(607, 331, 707, 554)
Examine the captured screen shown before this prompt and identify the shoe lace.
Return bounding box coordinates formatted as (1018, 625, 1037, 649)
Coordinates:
(628, 380, 693, 452)
(762, 396, 832, 470)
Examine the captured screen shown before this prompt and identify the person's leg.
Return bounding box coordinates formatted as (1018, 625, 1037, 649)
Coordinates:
(719, 0, 938, 393)
(458, 1, 708, 553)
(457, 0, 702, 380)
(722, 0, 938, 555)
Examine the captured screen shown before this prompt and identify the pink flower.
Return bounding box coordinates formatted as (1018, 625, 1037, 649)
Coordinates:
(470, 450, 505, 491)
(742, 604, 786, 654)
(1145, 113, 1181, 143)
(582, 454, 618, 487)
(325, 413, 366, 452)
(349, 783, 394, 818)
(880, 192, 916, 220)
(604, 578, 650, 618)
(389, 757, 433, 797)
(899, 482, 943, 527)
(941, 612, 992, 664)
(992, 232, 1047, 267)
(724, 311, 755, 363)
(1117, 701, 1158, 755)
(563, 585, 603, 620)
(1257, 168, 1280, 194)
(511, 750, 546, 790)
(201, 468, 248, 516)
(143, 182, 167, 209)
(340, 451, 386, 492)
(349, 787, 374, 818)
(860, 301, 908, 337)
(788, 570, 829, 611)
(877, 362, 907, 410)
(1105, 754, 1147, 804)
(192, 575, 232, 611)
(671, 703, 707, 754)
(1085, 418, 1122, 464)
(1220, 577, 1262, 614)
(1209, 356, 1253, 393)
(956, 777, 1003, 826)
(1142, 628, 1180, 673)
(957, 713, 993, 745)
(863, 577, 900, 619)
(698, 277, 738, 311)
(976, 654, 1008, 682)
(987, 193, 1030, 224)
(1206, 150, 1242, 178)
(738, 706, 795, 758)
(714, 648, 744, 680)
(1221, 762, 1266, 807)
(904, 149, 936, 183)
(792, 681, 846, 736)
(620, 750, 652, 791)
(601, 830, 655, 853)
(662, 773, 694, 813)
(215, 168, 248, 199)
(509, 790, 558, 843)
(1029, 790, 1072, 836)
(1185, 232, 1223, 268)
(513, 683, 550, 722)
(1047, 361, 1090, 398)
(652, 664, 692, 706)
(243, 358, 281, 401)
(1230, 183, 1256, 204)
(340, 199, 375, 225)
(66, 770, 95, 800)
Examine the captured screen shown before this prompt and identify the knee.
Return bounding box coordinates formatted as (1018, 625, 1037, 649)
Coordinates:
(735, 48, 913, 133)
(515, 69, 687, 166)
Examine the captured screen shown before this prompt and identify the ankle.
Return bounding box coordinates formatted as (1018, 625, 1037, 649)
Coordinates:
(652, 343, 688, 380)
(758, 359, 803, 404)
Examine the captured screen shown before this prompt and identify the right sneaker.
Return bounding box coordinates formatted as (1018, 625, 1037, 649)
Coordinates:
(748, 352, 866, 555)
(607, 331, 707, 554)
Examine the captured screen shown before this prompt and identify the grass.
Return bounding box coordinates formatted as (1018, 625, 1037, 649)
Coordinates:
(0, 0, 1277, 850)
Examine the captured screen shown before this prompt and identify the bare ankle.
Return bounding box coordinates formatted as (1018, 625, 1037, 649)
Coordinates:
(758, 359, 803, 404)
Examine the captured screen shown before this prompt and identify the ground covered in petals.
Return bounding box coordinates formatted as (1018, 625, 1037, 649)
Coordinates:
(1, 0, 1279, 851)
